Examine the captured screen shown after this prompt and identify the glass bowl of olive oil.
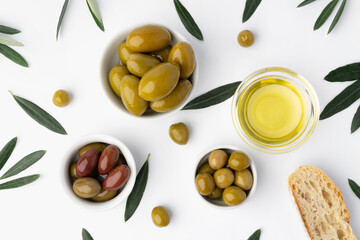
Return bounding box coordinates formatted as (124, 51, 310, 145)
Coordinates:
(232, 67, 319, 154)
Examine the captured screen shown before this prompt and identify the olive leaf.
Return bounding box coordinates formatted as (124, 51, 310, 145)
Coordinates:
(351, 105, 360, 133)
(0, 34, 23, 46)
(348, 179, 360, 199)
(314, 0, 339, 30)
(0, 25, 20, 35)
(0, 150, 45, 180)
(56, 0, 70, 40)
(173, 0, 203, 40)
(248, 229, 261, 240)
(0, 137, 17, 171)
(82, 228, 94, 240)
(182, 81, 241, 110)
(125, 154, 149, 222)
(0, 174, 40, 190)
(243, 0, 262, 23)
(9, 91, 67, 135)
(86, 0, 104, 31)
(297, 0, 318, 8)
(328, 0, 346, 34)
(325, 63, 360, 82)
(0, 44, 28, 67)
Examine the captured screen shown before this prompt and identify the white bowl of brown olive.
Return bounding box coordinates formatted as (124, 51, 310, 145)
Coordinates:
(100, 24, 198, 118)
(194, 146, 257, 208)
(61, 134, 136, 211)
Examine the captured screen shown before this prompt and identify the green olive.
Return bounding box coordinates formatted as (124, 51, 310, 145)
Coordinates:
(208, 150, 228, 170)
(120, 75, 148, 116)
(228, 152, 250, 171)
(168, 42, 195, 79)
(214, 168, 234, 189)
(78, 143, 107, 157)
(70, 163, 78, 178)
(237, 30, 254, 48)
(222, 186, 246, 206)
(73, 177, 101, 198)
(151, 206, 170, 227)
(53, 90, 71, 107)
(169, 122, 189, 145)
(195, 173, 215, 196)
(197, 163, 215, 175)
(127, 53, 160, 78)
(109, 65, 130, 98)
(234, 169, 253, 190)
(138, 62, 180, 101)
(150, 79, 192, 112)
(91, 188, 118, 202)
(126, 25, 171, 52)
(207, 187, 223, 200)
(150, 46, 171, 62)
(118, 42, 134, 65)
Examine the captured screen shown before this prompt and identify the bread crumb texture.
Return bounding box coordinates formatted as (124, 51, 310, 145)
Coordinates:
(289, 165, 357, 240)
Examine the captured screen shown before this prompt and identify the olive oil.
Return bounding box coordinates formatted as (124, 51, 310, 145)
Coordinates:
(238, 78, 306, 145)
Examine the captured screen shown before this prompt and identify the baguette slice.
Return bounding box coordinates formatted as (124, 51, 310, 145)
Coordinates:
(289, 165, 357, 240)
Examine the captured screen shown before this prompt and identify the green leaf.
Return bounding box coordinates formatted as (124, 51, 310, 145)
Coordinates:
(56, 0, 70, 40)
(82, 228, 94, 240)
(242, 0, 262, 23)
(173, 0, 203, 41)
(348, 179, 360, 199)
(0, 25, 20, 35)
(325, 63, 360, 82)
(297, 0, 318, 8)
(0, 43, 28, 67)
(0, 137, 17, 171)
(248, 229, 261, 240)
(0, 150, 45, 180)
(125, 154, 149, 222)
(328, 0, 347, 34)
(320, 80, 360, 120)
(314, 0, 339, 30)
(182, 81, 241, 110)
(9, 91, 67, 135)
(0, 34, 23, 46)
(0, 174, 40, 190)
(351, 105, 360, 133)
(86, 0, 104, 31)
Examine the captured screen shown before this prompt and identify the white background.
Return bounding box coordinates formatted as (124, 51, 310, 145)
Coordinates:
(0, 0, 359, 239)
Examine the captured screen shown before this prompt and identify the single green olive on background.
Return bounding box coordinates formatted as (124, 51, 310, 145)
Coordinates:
(118, 42, 134, 65)
(168, 42, 195, 79)
(78, 143, 107, 157)
(150, 46, 171, 62)
(91, 188, 118, 202)
(237, 30, 254, 47)
(222, 186, 246, 206)
(126, 25, 171, 52)
(127, 53, 160, 78)
(169, 122, 189, 145)
(150, 79, 192, 112)
(73, 177, 101, 198)
(151, 206, 170, 227)
(208, 149, 228, 170)
(213, 168, 234, 189)
(228, 152, 250, 171)
(53, 89, 71, 107)
(120, 75, 148, 116)
(138, 62, 180, 101)
(234, 169, 253, 190)
(195, 173, 215, 196)
(109, 65, 130, 98)
(197, 163, 215, 175)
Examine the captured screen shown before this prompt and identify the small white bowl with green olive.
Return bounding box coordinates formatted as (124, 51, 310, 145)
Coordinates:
(194, 146, 257, 208)
(61, 134, 136, 211)
(100, 24, 198, 119)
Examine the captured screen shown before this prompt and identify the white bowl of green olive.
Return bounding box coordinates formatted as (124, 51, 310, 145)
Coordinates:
(61, 134, 136, 211)
(100, 23, 198, 119)
(194, 145, 257, 208)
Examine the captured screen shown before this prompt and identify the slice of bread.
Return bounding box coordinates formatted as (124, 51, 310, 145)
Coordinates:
(289, 165, 357, 240)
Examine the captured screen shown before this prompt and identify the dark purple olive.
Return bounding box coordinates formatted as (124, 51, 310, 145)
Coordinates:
(76, 150, 100, 177)
(98, 145, 120, 175)
(102, 165, 130, 190)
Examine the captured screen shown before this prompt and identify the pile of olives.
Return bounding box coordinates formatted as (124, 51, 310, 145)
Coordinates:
(109, 25, 196, 116)
(195, 150, 254, 206)
(70, 143, 131, 202)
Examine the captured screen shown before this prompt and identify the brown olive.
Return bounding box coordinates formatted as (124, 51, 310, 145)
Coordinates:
(222, 186, 246, 206)
(208, 150, 228, 170)
(228, 152, 250, 171)
(237, 30, 254, 47)
(102, 164, 130, 190)
(98, 145, 120, 175)
(70, 163, 78, 178)
(91, 188, 118, 202)
(197, 163, 215, 175)
(151, 206, 170, 227)
(234, 169, 253, 190)
(76, 150, 100, 177)
(73, 177, 101, 198)
(195, 173, 215, 196)
(169, 122, 189, 145)
(213, 168, 234, 189)
(78, 143, 107, 157)
(207, 187, 223, 200)
(53, 90, 71, 107)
